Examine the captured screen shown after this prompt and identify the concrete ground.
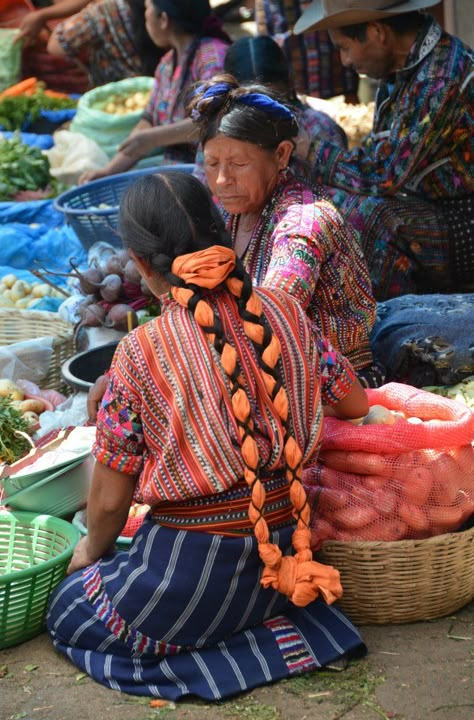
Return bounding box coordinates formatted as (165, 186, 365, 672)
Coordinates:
(1, 600, 472, 720)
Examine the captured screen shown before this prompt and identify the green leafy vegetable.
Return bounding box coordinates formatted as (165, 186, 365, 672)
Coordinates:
(0, 91, 76, 131)
(0, 134, 52, 200)
(0, 396, 31, 464)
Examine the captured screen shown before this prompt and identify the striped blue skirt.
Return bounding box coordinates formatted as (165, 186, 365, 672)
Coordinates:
(47, 518, 365, 700)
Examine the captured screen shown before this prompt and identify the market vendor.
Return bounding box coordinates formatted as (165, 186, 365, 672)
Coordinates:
(294, 0, 474, 300)
(79, 0, 230, 183)
(18, 0, 164, 86)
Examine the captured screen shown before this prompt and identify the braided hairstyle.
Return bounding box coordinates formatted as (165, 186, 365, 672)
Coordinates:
(186, 73, 299, 151)
(120, 171, 341, 607)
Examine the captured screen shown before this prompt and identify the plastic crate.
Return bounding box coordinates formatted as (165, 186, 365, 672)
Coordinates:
(54, 164, 195, 250)
(0, 511, 79, 648)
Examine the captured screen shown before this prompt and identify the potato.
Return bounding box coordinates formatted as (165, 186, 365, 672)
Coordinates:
(20, 398, 46, 415)
(10, 280, 27, 302)
(1, 273, 17, 289)
(0, 379, 24, 401)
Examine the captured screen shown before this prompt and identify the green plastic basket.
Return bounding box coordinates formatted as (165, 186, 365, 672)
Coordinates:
(72, 509, 132, 549)
(0, 511, 80, 649)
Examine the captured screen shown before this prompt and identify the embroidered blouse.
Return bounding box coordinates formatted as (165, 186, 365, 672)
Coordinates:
(93, 288, 355, 505)
(141, 37, 229, 164)
(308, 19, 474, 200)
(229, 174, 376, 370)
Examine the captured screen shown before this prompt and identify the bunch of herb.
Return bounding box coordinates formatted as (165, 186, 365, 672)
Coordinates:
(0, 134, 51, 200)
(0, 91, 77, 131)
(0, 396, 31, 464)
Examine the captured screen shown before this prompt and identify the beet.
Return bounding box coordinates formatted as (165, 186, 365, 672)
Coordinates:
(104, 303, 137, 331)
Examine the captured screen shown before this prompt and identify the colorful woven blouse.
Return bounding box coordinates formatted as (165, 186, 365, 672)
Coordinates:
(141, 36, 229, 164)
(308, 19, 474, 200)
(229, 174, 376, 371)
(93, 287, 355, 514)
(55, 0, 144, 86)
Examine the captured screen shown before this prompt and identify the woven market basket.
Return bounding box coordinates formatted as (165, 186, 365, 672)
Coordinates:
(316, 526, 474, 625)
(0, 308, 75, 393)
(0, 511, 79, 649)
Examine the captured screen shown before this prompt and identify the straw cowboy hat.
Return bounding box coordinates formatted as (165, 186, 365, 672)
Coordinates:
(294, 0, 441, 34)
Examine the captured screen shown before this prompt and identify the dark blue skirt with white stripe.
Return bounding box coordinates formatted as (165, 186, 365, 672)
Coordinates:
(47, 518, 366, 700)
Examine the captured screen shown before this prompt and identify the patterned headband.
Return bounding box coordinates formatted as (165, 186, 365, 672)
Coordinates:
(191, 82, 296, 124)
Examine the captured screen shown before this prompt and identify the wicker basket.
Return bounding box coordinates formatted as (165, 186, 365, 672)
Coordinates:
(0, 308, 75, 393)
(316, 526, 474, 625)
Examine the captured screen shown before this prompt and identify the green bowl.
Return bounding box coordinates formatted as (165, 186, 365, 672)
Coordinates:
(0, 511, 80, 649)
(5, 455, 94, 518)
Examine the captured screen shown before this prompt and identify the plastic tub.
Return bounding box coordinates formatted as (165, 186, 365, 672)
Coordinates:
(61, 341, 119, 392)
(5, 455, 94, 517)
(1, 448, 91, 497)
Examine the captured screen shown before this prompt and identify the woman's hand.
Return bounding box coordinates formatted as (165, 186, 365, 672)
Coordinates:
(67, 536, 101, 575)
(118, 128, 160, 162)
(15, 12, 46, 46)
(79, 168, 108, 185)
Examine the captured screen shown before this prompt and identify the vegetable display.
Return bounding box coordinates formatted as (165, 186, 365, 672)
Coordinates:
(0, 396, 32, 464)
(0, 78, 76, 131)
(47, 243, 159, 331)
(306, 384, 474, 547)
(0, 134, 51, 200)
(91, 90, 151, 116)
(0, 273, 64, 309)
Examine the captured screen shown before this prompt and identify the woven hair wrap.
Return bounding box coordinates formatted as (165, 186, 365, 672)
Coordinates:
(171, 245, 342, 607)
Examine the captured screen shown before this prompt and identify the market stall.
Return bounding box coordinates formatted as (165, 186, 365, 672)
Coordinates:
(0, 74, 473, 653)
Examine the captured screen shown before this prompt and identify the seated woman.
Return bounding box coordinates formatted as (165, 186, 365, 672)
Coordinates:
(188, 76, 379, 384)
(39, 0, 165, 86)
(47, 171, 368, 699)
(80, 0, 229, 183)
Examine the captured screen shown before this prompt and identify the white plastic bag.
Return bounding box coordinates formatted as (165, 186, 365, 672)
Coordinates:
(44, 130, 109, 185)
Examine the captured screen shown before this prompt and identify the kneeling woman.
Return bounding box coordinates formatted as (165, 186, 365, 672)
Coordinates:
(47, 172, 368, 700)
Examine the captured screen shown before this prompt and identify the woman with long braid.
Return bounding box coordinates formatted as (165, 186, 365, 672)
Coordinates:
(47, 171, 368, 699)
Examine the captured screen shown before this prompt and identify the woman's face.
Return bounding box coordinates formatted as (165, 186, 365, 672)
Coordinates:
(144, 0, 168, 47)
(203, 135, 292, 216)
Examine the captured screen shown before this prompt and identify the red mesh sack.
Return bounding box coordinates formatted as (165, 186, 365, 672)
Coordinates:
(305, 383, 474, 548)
(120, 503, 150, 537)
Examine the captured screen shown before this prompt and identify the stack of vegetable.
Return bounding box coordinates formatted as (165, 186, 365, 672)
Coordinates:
(0, 134, 52, 200)
(0, 77, 77, 131)
(0, 273, 64, 309)
(306, 384, 474, 548)
(91, 89, 151, 116)
(0, 379, 66, 449)
(54, 243, 159, 332)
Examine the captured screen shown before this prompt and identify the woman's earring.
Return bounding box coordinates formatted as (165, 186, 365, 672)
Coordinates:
(279, 166, 290, 181)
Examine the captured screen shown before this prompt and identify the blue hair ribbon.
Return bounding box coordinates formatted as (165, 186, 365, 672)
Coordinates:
(236, 93, 296, 122)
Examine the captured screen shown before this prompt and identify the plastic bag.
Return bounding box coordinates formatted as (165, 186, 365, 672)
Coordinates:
(44, 130, 109, 186)
(70, 77, 154, 158)
(305, 383, 474, 547)
(0, 29, 22, 92)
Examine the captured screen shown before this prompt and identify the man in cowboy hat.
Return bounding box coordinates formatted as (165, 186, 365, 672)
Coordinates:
(291, 1, 473, 300)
